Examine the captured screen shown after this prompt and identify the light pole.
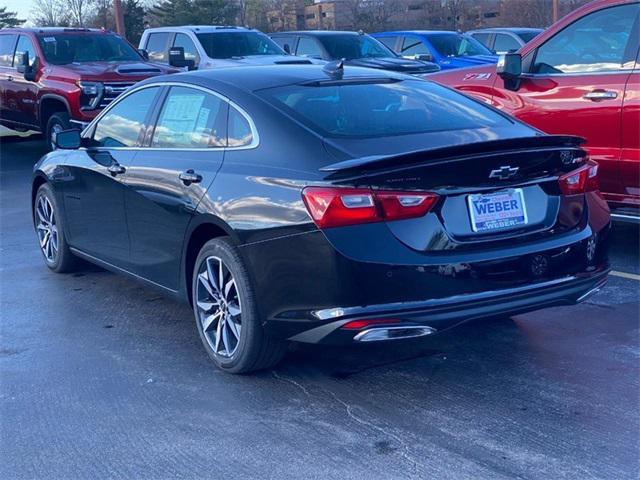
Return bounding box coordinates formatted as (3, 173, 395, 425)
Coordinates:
(114, 0, 126, 37)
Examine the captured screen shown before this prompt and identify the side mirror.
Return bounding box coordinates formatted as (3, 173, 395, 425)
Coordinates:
(283, 43, 291, 54)
(496, 52, 522, 91)
(416, 53, 434, 62)
(169, 46, 196, 70)
(16, 51, 37, 81)
(55, 129, 82, 150)
(138, 48, 149, 60)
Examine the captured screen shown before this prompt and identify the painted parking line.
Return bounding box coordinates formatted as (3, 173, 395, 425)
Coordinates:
(611, 271, 640, 281)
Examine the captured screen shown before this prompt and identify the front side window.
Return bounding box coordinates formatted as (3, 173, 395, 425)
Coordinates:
(0, 34, 17, 67)
(173, 33, 199, 62)
(493, 34, 521, 53)
(152, 87, 226, 149)
(470, 33, 492, 49)
(92, 87, 159, 148)
(320, 35, 393, 60)
(376, 36, 398, 51)
(533, 3, 639, 74)
(297, 37, 323, 58)
(401, 37, 430, 57)
(13, 35, 37, 67)
(426, 33, 492, 57)
(145, 32, 171, 63)
(37, 33, 140, 65)
(196, 32, 284, 59)
(260, 79, 511, 138)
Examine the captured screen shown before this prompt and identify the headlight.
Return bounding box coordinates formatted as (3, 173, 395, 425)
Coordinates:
(76, 81, 104, 110)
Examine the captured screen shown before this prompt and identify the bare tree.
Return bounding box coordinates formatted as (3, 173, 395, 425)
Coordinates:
(67, 0, 96, 27)
(31, 0, 68, 26)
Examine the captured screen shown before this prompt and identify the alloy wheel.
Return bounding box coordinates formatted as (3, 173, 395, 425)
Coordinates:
(36, 196, 58, 263)
(196, 256, 243, 357)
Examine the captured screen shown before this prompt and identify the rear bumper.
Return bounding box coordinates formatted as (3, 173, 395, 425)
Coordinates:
(284, 265, 609, 344)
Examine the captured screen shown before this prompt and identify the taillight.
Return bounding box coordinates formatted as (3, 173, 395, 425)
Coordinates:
(558, 161, 599, 195)
(342, 318, 401, 330)
(302, 187, 439, 228)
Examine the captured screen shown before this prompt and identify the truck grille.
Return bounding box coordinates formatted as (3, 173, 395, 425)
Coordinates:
(99, 82, 136, 108)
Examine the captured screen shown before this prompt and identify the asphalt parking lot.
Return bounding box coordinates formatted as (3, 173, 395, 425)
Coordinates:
(1, 136, 639, 480)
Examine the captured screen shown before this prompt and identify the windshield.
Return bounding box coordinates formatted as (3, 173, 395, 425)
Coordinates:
(319, 35, 394, 60)
(196, 32, 284, 58)
(260, 80, 510, 138)
(427, 33, 492, 57)
(37, 33, 140, 64)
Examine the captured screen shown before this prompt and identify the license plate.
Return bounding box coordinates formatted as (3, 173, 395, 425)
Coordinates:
(467, 189, 528, 233)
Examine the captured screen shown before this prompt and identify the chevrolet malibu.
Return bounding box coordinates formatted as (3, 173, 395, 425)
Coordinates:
(32, 65, 610, 373)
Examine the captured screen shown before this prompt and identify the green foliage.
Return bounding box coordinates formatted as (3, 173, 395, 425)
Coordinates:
(148, 0, 239, 27)
(0, 7, 25, 28)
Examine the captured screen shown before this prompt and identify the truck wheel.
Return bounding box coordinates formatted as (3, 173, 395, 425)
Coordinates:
(45, 112, 71, 151)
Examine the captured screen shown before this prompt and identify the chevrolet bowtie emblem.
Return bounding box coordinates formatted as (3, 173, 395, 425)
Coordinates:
(489, 165, 519, 180)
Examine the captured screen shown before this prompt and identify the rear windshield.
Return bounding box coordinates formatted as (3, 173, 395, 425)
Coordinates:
(259, 79, 511, 138)
(319, 35, 393, 60)
(427, 33, 492, 57)
(36, 33, 140, 64)
(196, 32, 283, 58)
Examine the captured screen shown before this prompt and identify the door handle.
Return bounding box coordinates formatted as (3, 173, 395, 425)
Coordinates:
(107, 163, 126, 176)
(583, 90, 618, 101)
(6, 75, 13, 81)
(179, 169, 202, 186)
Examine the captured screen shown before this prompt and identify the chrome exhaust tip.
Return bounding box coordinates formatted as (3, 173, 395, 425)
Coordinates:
(353, 325, 436, 342)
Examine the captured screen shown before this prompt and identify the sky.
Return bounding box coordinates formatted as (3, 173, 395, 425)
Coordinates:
(5, 0, 35, 23)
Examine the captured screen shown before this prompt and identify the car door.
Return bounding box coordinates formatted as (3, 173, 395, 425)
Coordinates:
(4, 34, 39, 128)
(0, 33, 18, 127)
(63, 86, 162, 267)
(619, 61, 640, 207)
(144, 32, 172, 64)
(172, 33, 201, 68)
(123, 85, 230, 290)
(492, 2, 639, 200)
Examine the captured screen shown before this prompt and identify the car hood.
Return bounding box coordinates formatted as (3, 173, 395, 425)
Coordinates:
(438, 54, 498, 69)
(53, 61, 177, 81)
(346, 57, 440, 73)
(210, 55, 322, 67)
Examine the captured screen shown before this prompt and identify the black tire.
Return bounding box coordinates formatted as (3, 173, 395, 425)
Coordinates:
(192, 237, 287, 374)
(34, 183, 79, 273)
(45, 112, 71, 151)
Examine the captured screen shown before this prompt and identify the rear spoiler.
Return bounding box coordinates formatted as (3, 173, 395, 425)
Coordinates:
(320, 135, 585, 175)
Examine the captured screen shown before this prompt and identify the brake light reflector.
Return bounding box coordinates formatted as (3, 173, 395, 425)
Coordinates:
(558, 161, 599, 195)
(302, 187, 439, 228)
(342, 318, 401, 330)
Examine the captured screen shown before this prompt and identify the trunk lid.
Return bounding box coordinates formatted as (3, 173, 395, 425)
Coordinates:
(321, 135, 587, 250)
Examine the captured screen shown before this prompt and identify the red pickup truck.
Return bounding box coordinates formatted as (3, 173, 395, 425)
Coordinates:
(0, 28, 176, 149)
(430, 0, 639, 222)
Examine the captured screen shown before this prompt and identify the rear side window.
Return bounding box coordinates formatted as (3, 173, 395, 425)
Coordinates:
(146, 32, 171, 63)
(470, 33, 492, 49)
(401, 37, 430, 57)
(297, 37, 323, 58)
(227, 106, 253, 147)
(260, 80, 511, 138)
(533, 3, 639, 74)
(13, 35, 37, 67)
(152, 87, 226, 148)
(0, 34, 17, 67)
(93, 87, 160, 147)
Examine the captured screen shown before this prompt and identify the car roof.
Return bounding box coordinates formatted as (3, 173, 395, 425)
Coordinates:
(468, 27, 544, 33)
(272, 30, 365, 36)
(374, 30, 460, 36)
(144, 26, 253, 34)
(1, 27, 113, 34)
(142, 64, 407, 94)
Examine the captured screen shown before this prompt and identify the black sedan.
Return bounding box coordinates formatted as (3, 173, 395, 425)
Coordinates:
(270, 30, 440, 75)
(33, 64, 610, 373)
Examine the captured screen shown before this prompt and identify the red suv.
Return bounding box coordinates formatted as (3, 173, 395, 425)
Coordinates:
(429, 0, 639, 221)
(0, 28, 176, 149)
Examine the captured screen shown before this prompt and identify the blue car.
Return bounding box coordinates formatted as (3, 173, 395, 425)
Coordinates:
(372, 30, 498, 71)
